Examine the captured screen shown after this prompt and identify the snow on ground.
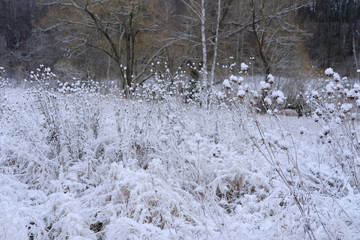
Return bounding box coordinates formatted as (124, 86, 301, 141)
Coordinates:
(0, 88, 359, 239)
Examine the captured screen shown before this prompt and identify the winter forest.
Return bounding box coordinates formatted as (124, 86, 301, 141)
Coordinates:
(1, 0, 360, 239)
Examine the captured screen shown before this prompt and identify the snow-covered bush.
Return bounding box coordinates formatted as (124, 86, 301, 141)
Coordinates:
(0, 66, 10, 88)
(0, 88, 102, 190)
(0, 64, 359, 239)
(220, 69, 286, 114)
(25, 65, 58, 89)
(306, 68, 360, 193)
(57, 78, 103, 93)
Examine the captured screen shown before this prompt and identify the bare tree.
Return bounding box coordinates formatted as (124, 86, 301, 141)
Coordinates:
(209, 0, 222, 86)
(179, 0, 237, 88)
(247, 0, 307, 78)
(180, 0, 208, 84)
(43, 0, 178, 91)
(0, 0, 36, 81)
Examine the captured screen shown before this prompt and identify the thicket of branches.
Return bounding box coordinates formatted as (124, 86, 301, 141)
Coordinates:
(1, 0, 360, 88)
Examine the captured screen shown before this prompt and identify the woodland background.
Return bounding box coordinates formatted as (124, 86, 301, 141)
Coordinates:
(1, 1, 360, 239)
(1, 0, 360, 89)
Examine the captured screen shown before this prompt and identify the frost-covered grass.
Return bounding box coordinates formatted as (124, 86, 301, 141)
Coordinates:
(0, 86, 359, 240)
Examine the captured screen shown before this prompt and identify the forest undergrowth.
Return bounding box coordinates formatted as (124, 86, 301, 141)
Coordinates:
(0, 67, 360, 239)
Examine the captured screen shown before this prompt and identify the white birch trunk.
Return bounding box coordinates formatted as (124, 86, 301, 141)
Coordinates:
(201, 0, 208, 85)
(210, 0, 221, 87)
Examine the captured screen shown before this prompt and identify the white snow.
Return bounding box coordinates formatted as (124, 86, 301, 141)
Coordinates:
(223, 79, 231, 89)
(238, 76, 244, 83)
(260, 81, 270, 90)
(354, 83, 360, 91)
(333, 72, 341, 81)
(230, 75, 238, 83)
(326, 82, 335, 94)
(241, 62, 249, 71)
(237, 87, 246, 98)
(341, 103, 353, 113)
(311, 90, 319, 99)
(264, 96, 272, 105)
(272, 90, 285, 101)
(0, 87, 359, 239)
(267, 74, 274, 83)
(325, 67, 334, 76)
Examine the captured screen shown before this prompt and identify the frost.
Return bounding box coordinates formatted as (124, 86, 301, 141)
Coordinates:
(267, 74, 275, 84)
(272, 90, 284, 100)
(325, 67, 334, 76)
(230, 75, 238, 83)
(346, 89, 356, 98)
(333, 72, 341, 81)
(354, 83, 360, 91)
(260, 81, 270, 90)
(264, 96, 272, 105)
(237, 87, 246, 98)
(276, 97, 284, 105)
(326, 82, 335, 94)
(341, 103, 352, 113)
(216, 91, 225, 99)
(326, 103, 336, 113)
(223, 79, 231, 89)
(311, 90, 319, 99)
(271, 90, 285, 104)
(241, 62, 249, 71)
(0, 86, 359, 240)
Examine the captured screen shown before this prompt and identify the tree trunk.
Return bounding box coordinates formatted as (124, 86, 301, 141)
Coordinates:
(210, 0, 221, 87)
(201, 0, 208, 84)
(250, 0, 271, 78)
(126, 32, 131, 88)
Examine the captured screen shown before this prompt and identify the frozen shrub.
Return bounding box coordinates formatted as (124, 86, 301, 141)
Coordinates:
(42, 193, 96, 239)
(220, 72, 286, 114)
(306, 70, 360, 192)
(1, 65, 359, 239)
(26, 65, 58, 89)
(0, 66, 10, 88)
(0, 88, 102, 190)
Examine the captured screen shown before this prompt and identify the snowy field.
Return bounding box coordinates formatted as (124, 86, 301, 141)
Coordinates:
(0, 87, 359, 240)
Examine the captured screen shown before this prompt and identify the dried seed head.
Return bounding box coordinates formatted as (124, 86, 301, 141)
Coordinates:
(322, 127, 331, 136)
(315, 109, 322, 117)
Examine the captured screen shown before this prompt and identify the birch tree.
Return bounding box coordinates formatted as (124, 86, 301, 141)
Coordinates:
(180, 0, 208, 84)
(209, 0, 222, 86)
(179, 0, 236, 89)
